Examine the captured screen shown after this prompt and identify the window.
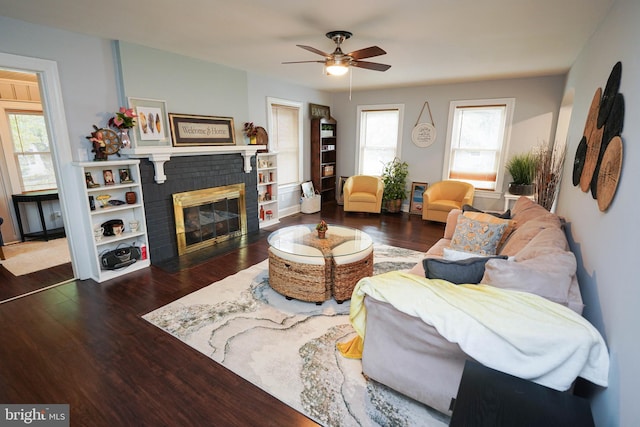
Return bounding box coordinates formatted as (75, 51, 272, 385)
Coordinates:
(443, 99, 515, 192)
(356, 104, 404, 175)
(268, 99, 302, 186)
(7, 111, 56, 192)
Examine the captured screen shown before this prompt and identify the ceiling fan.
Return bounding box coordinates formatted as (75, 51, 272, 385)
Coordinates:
(283, 31, 391, 76)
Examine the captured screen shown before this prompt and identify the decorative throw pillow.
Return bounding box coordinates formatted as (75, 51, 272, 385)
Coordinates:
(481, 252, 577, 305)
(462, 204, 511, 219)
(450, 216, 509, 256)
(443, 247, 482, 261)
(423, 255, 508, 284)
(462, 211, 516, 250)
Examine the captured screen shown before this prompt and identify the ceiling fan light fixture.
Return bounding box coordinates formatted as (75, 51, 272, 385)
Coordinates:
(326, 63, 349, 76)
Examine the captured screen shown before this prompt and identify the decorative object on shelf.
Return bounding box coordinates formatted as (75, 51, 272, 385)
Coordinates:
(118, 129, 131, 149)
(94, 226, 104, 241)
(96, 194, 111, 208)
(86, 125, 119, 160)
(535, 140, 566, 211)
(412, 101, 437, 148)
(127, 97, 170, 147)
(129, 220, 140, 232)
(108, 106, 137, 150)
(381, 157, 409, 213)
(169, 113, 235, 146)
(255, 126, 269, 150)
(316, 220, 328, 239)
(85, 172, 99, 188)
(101, 219, 124, 236)
(125, 191, 137, 204)
(243, 122, 258, 144)
(506, 151, 538, 196)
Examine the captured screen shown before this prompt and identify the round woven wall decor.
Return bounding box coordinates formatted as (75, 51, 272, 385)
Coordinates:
(581, 122, 604, 192)
(596, 136, 623, 212)
(583, 87, 602, 141)
(597, 61, 622, 129)
(572, 136, 587, 187)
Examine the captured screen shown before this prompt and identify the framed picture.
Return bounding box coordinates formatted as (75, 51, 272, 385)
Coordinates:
(103, 169, 115, 186)
(127, 97, 170, 147)
(168, 113, 236, 146)
(409, 182, 428, 215)
(309, 103, 330, 119)
(337, 176, 349, 206)
(118, 168, 133, 183)
(301, 181, 315, 198)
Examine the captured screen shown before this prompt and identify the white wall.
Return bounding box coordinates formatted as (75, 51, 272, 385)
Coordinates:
(557, 0, 639, 425)
(330, 75, 566, 211)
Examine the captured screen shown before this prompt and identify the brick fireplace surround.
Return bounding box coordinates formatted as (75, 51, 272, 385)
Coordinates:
(138, 154, 259, 263)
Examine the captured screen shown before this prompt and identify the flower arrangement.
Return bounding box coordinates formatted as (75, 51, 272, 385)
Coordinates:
(315, 220, 328, 232)
(243, 122, 258, 137)
(108, 107, 137, 130)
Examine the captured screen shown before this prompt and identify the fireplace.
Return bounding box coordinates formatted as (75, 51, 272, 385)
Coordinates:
(137, 153, 259, 264)
(173, 184, 247, 255)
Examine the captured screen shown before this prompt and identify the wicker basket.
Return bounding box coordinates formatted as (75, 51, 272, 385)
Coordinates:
(268, 250, 331, 303)
(332, 250, 374, 303)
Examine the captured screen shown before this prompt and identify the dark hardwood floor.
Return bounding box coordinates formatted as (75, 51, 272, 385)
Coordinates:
(0, 203, 444, 426)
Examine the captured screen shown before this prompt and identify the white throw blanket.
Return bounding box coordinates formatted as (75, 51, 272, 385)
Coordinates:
(350, 271, 609, 391)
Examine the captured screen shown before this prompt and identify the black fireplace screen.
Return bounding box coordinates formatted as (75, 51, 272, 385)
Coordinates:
(183, 198, 240, 246)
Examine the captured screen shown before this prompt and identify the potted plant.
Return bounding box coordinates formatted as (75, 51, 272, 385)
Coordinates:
(505, 151, 539, 195)
(381, 158, 409, 213)
(315, 220, 328, 239)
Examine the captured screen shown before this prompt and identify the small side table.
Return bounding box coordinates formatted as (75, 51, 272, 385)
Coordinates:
(504, 193, 535, 211)
(12, 190, 66, 242)
(450, 361, 594, 427)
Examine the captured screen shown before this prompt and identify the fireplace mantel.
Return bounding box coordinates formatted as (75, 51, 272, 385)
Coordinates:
(121, 145, 266, 183)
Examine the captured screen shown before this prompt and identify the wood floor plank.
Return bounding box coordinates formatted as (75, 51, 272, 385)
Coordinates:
(0, 203, 444, 426)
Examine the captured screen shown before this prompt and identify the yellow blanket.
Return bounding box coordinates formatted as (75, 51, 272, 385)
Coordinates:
(338, 271, 609, 391)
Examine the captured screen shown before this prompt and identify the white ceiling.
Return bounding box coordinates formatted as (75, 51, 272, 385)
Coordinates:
(0, 0, 615, 92)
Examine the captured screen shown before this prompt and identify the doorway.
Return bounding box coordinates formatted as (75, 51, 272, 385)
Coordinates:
(0, 54, 78, 299)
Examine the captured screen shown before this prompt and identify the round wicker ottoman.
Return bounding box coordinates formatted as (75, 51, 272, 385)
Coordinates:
(267, 224, 373, 304)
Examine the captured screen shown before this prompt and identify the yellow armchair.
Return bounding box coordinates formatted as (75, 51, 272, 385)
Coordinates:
(343, 175, 384, 213)
(422, 180, 475, 222)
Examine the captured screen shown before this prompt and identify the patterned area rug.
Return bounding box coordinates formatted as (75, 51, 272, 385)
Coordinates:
(143, 244, 449, 427)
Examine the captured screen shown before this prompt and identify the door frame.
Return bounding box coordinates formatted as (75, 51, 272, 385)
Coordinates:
(0, 52, 82, 278)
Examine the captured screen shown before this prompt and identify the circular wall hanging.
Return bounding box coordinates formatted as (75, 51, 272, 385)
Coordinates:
(411, 122, 437, 147)
(583, 87, 602, 143)
(597, 61, 622, 129)
(581, 123, 604, 193)
(412, 101, 436, 147)
(572, 136, 587, 187)
(596, 136, 622, 212)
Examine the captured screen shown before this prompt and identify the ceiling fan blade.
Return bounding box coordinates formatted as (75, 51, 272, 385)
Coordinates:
(347, 46, 387, 60)
(351, 60, 391, 72)
(282, 60, 325, 64)
(296, 45, 330, 57)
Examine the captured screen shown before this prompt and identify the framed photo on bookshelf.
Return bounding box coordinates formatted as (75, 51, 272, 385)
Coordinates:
(119, 168, 133, 183)
(103, 169, 115, 185)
